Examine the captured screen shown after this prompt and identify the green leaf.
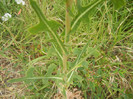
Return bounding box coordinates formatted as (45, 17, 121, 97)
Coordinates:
(45, 64, 57, 76)
(28, 22, 47, 34)
(26, 56, 46, 66)
(74, 40, 90, 66)
(26, 67, 34, 77)
(67, 40, 90, 82)
(8, 77, 27, 83)
(26, 76, 63, 80)
(25, 67, 35, 84)
(41, 64, 59, 87)
(73, 48, 81, 55)
(8, 67, 35, 83)
(67, 42, 103, 75)
(70, 0, 104, 34)
(8, 64, 61, 83)
(73, 72, 83, 83)
(29, 0, 68, 55)
(111, 0, 126, 10)
(87, 47, 101, 58)
(46, 32, 63, 60)
(8, 76, 63, 83)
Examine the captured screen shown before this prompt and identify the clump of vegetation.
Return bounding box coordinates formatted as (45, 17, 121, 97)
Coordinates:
(0, 0, 132, 98)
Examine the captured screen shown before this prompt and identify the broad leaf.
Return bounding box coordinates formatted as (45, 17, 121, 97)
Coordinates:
(45, 64, 57, 76)
(70, 0, 126, 34)
(87, 47, 101, 58)
(46, 32, 63, 60)
(70, 0, 104, 34)
(67, 42, 103, 75)
(74, 40, 91, 66)
(111, 0, 126, 10)
(8, 77, 27, 83)
(41, 64, 58, 87)
(8, 67, 35, 83)
(8, 76, 63, 83)
(8, 65, 62, 83)
(29, 0, 68, 55)
(67, 40, 90, 82)
(25, 67, 35, 83)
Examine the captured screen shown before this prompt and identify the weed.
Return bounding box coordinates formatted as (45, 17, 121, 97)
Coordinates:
(0, 0, 132, 98)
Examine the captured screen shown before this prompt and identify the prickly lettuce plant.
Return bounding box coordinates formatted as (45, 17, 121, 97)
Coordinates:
(9, 0, 126, 98)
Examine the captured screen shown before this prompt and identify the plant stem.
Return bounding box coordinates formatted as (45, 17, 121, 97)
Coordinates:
(63, 53, 67, 74)
(63, 0, 72, 74)
(65, 0, 72, 43)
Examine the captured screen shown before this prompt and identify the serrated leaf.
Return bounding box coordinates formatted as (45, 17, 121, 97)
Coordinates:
(8, 64, 61, 83)
(25, 67, 35, 83)
(28, 22, 47, 34)
(111, 0, 126, 10)
(67, 40, 90, 82)
(45, 64, 57, 76)
(70, 0, 126, 33)
(8, 76, 63, 83)
(87, 47, 101, 58)
(67, 71, 83, 84)
(67, 42, 103, 75)
(70, 0, 104, 34)
(73, 48, 81, 55)
(42, 64, 58, 87)
(46, 32, 63, 60)
(73, 72, 83, 82)
(26, 56, 46, 66)
(29, 0, 68, 55)
(8, 67, 35, 83)
(74, 40, 91, 66)
(8, 77, 27, 83)
(26, 67, 34, 77)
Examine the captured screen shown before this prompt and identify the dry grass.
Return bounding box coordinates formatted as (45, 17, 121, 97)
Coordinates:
(0, 56, 25, 98)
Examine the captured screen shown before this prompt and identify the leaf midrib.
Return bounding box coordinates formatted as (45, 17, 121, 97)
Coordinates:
(31, 0, 68, 55)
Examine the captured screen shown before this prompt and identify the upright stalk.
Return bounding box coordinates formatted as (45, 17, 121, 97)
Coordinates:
(63, 0, 72, 74)
(65, 0, 72, 43)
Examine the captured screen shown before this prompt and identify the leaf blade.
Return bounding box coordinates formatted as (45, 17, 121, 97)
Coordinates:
(29, 0, 68, 55)
(111, 0, 126, 10)
(70, 0, 104, 33)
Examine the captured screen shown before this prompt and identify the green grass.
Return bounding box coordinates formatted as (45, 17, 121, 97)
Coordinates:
(0, 0, 133, 98)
